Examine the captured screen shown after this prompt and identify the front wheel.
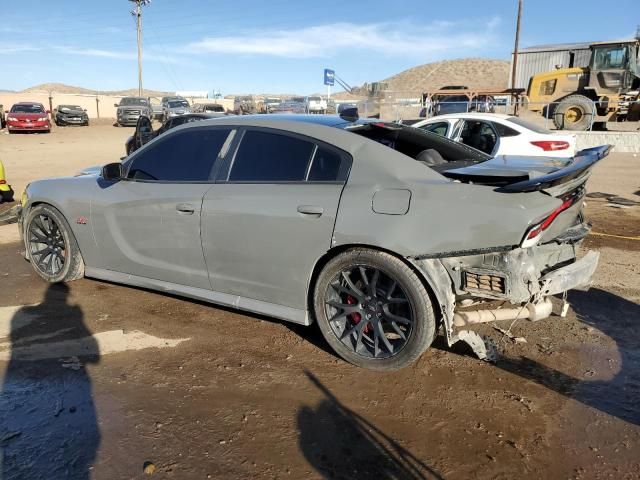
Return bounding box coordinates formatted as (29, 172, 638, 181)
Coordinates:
(553, 95, 594, 131)
(24, 204, 84, 283)
(313, 248, 436, 371)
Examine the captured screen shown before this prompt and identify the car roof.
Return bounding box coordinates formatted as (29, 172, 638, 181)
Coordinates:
(172, 114, 387, 155)
(14, 101, 44, 105)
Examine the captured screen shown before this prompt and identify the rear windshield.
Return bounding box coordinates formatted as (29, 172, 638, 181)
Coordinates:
(345, 122, 489, 164)
(506, 116, 551, 134)
(11, 104, 45, 113)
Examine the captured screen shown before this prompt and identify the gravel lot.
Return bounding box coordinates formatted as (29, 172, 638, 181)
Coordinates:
(0, 123, 639, 479)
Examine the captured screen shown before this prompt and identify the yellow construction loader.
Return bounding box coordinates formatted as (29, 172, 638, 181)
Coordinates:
(526, 38, 640, 130)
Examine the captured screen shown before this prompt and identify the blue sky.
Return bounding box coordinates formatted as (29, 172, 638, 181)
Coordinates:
(0, 0, 635, 94)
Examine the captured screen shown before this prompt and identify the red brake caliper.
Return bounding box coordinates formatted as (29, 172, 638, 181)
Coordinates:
(347, 295, 371, 333)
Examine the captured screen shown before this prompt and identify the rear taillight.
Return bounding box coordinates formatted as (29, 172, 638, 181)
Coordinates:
(521, 197, 575, 248)
(530, 140, 570, 151)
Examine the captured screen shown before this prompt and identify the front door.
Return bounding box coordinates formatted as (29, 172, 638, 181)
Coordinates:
(91, 125, 233, 289)
(202, 128, 350, 310)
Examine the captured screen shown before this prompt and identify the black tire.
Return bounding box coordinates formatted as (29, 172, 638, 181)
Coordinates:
(24, 204, 84, 283)
(313, 248, 436, 371)
(553, 95, 594, 131)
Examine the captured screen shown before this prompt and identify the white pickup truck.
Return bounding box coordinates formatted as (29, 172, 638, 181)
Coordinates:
(305, 96, 327, 113)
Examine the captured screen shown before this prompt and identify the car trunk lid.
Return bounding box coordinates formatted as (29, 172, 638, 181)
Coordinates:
(442, 145, 612, 247)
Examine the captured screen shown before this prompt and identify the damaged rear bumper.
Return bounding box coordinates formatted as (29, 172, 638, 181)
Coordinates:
(410, 233, 599, 348)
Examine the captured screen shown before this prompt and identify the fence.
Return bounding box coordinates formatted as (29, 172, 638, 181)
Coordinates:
(379, 90, 640, 132)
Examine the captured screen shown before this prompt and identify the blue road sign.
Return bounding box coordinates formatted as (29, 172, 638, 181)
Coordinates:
(324, 69, 335, 86)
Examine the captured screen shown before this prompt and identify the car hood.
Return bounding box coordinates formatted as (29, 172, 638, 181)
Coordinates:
(8, 112, 46, 119)
(441, 145, 611, 192)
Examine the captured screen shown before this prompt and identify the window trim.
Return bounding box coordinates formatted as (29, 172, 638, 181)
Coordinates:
(124, 125, 235, 184)
(216, 126, 352, 185)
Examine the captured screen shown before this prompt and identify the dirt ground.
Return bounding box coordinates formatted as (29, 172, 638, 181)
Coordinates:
(0, 124, 639, 479)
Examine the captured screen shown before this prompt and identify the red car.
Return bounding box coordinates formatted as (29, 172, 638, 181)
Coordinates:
(6, 102, 51, 133)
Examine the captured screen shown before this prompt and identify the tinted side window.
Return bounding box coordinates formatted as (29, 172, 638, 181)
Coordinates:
(492, 122, 520, 137)
(128, 128, 230, 182)
(229, 130, 314, 182)
(308, 146, 342, 181)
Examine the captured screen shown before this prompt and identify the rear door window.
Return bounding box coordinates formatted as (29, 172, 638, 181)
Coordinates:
(419, 121, 448, 137)
(307, 146, 343, 181)
(459, 120, 498, 155)
(228, 130, 315, 182)
(128, 127, 231, 182)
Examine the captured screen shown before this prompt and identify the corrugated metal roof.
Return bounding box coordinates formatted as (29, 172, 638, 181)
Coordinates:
(520, 38, 637, 53)
(519, 41, 594, 53)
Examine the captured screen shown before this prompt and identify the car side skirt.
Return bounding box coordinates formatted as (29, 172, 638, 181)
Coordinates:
(84, 267, 311, 326)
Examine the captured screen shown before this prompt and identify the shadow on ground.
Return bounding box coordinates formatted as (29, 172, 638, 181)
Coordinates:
(298, 370, 443, 480)
(0, 284, 100, 479)
(495, 288, 640, 426)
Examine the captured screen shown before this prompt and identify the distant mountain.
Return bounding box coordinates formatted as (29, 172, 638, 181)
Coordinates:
(20, 83, 171, 97)
(382, 58, 509, 92)
(331, 58, 510, 99)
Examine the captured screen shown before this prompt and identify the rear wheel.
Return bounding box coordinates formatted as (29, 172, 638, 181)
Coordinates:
(313, 248, 436, 371)
(553, 95, 594, 131)
(24, 204, 84, 283)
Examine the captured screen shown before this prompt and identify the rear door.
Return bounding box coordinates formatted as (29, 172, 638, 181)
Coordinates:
(91, 126, 233, 289)
(202, 128, 351, 310)
(455, 119, 500, 155)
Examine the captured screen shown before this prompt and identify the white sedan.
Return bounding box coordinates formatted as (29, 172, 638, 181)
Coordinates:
(411, 113, 577, 158)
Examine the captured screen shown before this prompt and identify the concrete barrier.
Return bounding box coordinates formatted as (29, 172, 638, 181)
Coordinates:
(571, 131, 640, 153)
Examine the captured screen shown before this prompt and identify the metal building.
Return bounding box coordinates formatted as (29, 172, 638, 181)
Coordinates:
(509, 41, 592, 89)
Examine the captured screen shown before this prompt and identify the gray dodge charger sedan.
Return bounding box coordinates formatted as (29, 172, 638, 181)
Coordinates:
(18, 114, 607, 370)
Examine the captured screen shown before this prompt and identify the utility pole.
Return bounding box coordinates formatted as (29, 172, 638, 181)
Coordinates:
(130, 0, 150, 97)
(511, 0, 523, 114)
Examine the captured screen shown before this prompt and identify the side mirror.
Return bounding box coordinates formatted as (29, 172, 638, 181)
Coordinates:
(46, 110, 51, 114)
(102, 162, 124, 181)
(114, 103, 119, 108)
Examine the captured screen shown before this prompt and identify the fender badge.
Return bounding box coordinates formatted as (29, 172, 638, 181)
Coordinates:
(76, 216, 88, 225)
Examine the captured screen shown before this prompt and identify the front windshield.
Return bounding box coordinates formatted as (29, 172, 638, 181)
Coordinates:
(11, 104, 44, 113)
(120, 97, 148, 106)
(59, 105, 83, 111)
(168, 100, 189, 108)
(593, 45, 629, 70)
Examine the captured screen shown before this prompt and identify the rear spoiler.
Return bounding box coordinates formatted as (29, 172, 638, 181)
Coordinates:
(495, 145, 612, 193)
